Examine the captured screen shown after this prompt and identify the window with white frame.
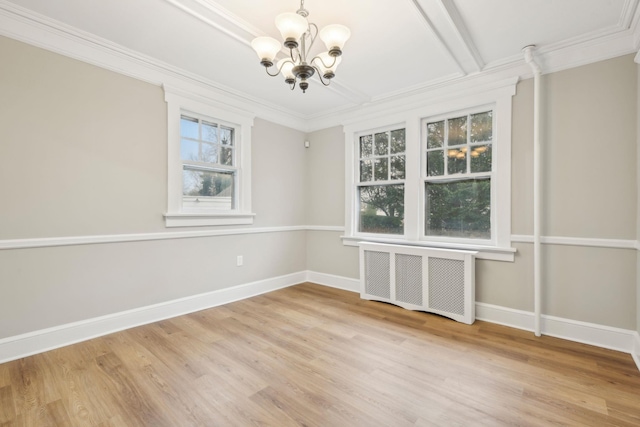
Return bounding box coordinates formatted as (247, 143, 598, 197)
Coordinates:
(424, 109, 493, 240)
(343, 81, 515, 261)
(357, 127, 406, 235)
(180, 114, 237, 210)
(164, 89, 255, 227)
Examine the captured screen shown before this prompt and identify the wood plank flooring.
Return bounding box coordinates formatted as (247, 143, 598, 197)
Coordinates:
(1, 283, 639, 426)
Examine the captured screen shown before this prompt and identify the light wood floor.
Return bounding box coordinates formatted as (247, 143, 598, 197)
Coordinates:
(1, 283, 639, 426)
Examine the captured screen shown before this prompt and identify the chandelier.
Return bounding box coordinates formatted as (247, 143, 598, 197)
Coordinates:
(250, 0, 351, 93)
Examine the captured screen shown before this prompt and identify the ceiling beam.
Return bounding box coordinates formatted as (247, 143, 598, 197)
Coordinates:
(437, 0, 485, 72)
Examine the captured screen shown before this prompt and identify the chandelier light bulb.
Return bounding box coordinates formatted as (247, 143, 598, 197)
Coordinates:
(250, 37, 281, 66)
(277, 59, 296, 82)
(275, 12, 308, 48)
(319, 24, 351, 55)
(315, 52, 341, 78)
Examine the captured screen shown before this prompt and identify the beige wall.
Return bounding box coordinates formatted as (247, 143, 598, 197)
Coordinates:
(0, 34, 638, 339)
(0, 37, 308, 339)
(0, 36, 167, 239)
(542, 55, 637, 240)
(0, 232, 306, 338)
(304, 126, 346, 226)
(305, 55, 638, 329)
(304, 125, 359, 278)
(253, 118, 307, 227)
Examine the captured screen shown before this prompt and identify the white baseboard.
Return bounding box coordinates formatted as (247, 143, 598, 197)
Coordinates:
(1, 270, 637, 373)
(305, 271, 360, 293)
(476, 302, 636, 354)
(0, 271, 306, 364)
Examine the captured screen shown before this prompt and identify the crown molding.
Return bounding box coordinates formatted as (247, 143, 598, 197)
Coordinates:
(2, 0, 640, 134)
(306, 20, 640, 131)
(0, 0, 310, 132)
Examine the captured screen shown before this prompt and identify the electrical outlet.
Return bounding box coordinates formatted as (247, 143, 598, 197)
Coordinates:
(236, 255, 243, 267)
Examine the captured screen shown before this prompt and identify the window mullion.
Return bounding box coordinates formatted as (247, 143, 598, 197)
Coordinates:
(404, 117, 420, 240)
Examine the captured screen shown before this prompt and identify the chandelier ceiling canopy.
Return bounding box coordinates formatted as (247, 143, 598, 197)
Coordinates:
(250, 0, 351, 93)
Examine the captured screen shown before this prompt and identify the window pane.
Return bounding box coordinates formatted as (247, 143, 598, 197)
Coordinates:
(425, 179, 491, 239)
(390, 129, 405, 154)
(221, 146, 233, 166)
(359, 185, 404, 234)
(448, 149, 467, 174)
(360, 135, 373, 158)
(202, 121, 218, 143)
(470, 145, 492, 173)
(374, 132, 389, 156)
(427, 150, 444, 176)
(201, 143, 218, 163)
(470, 111, 492, 143)
(427, 121, 444, 149)
(390, 156, 405, 180)
(360, 160, 373, 182)
(180, 116, 198, 139)
(448, 116, 467, 146)
(374, 158, 388, 181)
(220, 127, 234, 146)
(180, 139, 199, 161)
(183, 168, 234, 209)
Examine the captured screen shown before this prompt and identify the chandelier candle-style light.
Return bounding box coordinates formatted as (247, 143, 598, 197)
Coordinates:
(250, 0, 350, 93)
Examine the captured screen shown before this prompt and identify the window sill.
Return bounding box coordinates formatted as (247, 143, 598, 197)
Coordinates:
(164, 212, 256, 227)
(341, 235, 516, 262)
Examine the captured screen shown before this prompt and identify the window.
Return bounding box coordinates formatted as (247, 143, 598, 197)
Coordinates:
(343, 80, 515, 261)
(164, 89, 255, 227)
(424, 110, 493, 240)
(357, 128, 406, 235)
(180, 114, 236, 211)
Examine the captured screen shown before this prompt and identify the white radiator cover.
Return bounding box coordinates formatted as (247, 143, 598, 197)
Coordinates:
(359, 242, 477, 324)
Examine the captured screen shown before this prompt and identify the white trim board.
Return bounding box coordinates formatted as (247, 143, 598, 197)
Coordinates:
(0, 225, 345, 250)
(511, 234, 637, 250)
(0, 271, 637, 372)
(332, 272, 640, 358)
(0, 271, 306, 364)
(303, 273, 640, 361)
(475, 302, 636, 354)
(306, 271, 360, 293)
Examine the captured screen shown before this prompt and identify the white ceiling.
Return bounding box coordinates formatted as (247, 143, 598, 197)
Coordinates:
(2, 0, 639, 127)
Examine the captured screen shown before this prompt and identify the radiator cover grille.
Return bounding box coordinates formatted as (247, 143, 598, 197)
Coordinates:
(395, 254, 423, 306)
(359, 243, 476, 324)
(364, 251, 391, 299)
(428, 257, 465, 315)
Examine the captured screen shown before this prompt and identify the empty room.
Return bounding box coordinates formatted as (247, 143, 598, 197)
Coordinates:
(1, 0, 640, 425)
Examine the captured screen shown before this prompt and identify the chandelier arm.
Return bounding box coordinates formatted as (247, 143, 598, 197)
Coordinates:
(313, 66, 332, 87)
(310, 54, 338, 69)
(264, 59, 294, 77)
(306, 23, 319, 55)
(290, 47, 301, 64)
